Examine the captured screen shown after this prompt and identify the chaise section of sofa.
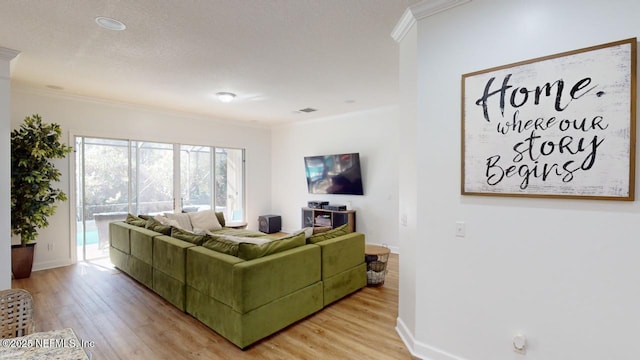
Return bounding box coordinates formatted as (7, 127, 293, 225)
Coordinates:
(185, 243, 323, 348)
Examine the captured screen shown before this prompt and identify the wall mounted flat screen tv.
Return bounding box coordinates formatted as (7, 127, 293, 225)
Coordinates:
(304, 153, 364, 195)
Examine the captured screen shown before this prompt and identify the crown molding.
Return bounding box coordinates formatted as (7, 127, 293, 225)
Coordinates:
(391, 0, 472, 43)
(391, 8, 417, 43)
(0, 47, 20, 61)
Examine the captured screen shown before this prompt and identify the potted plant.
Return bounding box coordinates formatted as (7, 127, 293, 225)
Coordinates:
(11, 114, 72, 279)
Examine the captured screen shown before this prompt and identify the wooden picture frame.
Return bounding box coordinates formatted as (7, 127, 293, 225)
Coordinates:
(461, 38, 637, 200)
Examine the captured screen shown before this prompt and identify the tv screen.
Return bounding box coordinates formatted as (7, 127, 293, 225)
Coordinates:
(304, 153, 364, 195)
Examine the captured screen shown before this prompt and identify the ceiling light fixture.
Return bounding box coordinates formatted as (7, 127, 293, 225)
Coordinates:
(95, 16, 127, 31)
(216, 92, 236, 103)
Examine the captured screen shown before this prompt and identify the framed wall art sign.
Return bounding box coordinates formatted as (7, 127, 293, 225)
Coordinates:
(461, 38, 637, 200)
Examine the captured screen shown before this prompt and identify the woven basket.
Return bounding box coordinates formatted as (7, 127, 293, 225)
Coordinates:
(367, 260, 387, 272)
(0, 289, 35, 338)
(367, 269, 388, 285)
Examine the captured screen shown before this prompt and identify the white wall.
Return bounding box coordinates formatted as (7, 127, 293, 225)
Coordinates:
(401, 1, 640, 359)
(271, 106, 400, 251)
(0, 49, 19, 289)
(397, 23, 418, 347)
(10, 86, 272, 271)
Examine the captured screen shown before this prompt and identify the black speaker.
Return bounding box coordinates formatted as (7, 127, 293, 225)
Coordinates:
(259, 215, 281, 234)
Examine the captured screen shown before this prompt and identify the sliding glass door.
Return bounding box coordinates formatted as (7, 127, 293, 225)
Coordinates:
(216, 148, 244, 222)
(76, 138, 130, 260)
(75, 136, 245, 261)
(133, 141, 174, 215)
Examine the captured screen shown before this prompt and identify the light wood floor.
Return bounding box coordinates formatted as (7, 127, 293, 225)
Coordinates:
(11, 254, 415, 359)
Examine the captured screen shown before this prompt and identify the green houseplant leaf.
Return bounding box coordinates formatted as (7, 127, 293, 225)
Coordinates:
(11, 114, 73, 244)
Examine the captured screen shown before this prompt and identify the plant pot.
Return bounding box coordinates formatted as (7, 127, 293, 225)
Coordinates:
(11, 243, 36, 279)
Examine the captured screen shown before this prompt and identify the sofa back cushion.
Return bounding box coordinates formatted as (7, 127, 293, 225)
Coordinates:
(238, 232, 306, 260)
(171, 227, 207, 246)
(200, 234, 271, 257)
(202, 236, 239, 257)
(145, 217, 172, 235)
(125, 213, 147, 227)
(215, 212, 226, 227)
(307, 223, 351, 244)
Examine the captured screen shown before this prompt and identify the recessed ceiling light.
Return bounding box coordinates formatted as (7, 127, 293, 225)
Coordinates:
(216, 92, 236, 103)
(95, 16, 126, 31)
(298, 108, 317, 113)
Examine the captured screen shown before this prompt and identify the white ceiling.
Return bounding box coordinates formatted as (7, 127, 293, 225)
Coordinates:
(0, 0, 418, 125)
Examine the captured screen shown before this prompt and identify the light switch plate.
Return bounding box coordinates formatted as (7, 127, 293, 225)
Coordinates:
(455, 221, 465, 237)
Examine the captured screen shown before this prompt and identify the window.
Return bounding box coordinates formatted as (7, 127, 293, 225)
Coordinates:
(75, 137, 245, 261)
(180, 145, 212, 212)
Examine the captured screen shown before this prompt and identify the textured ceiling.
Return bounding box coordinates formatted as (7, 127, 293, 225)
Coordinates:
(0, 0, 418, 124)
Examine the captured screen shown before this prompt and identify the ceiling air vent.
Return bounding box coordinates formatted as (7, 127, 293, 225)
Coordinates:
(298, 108, 317, 113)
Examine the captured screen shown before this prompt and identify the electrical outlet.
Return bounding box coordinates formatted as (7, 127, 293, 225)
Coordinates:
(455, 221, 465, 237)
(47, 243, 53, 251)
(513, 334, 527, 354)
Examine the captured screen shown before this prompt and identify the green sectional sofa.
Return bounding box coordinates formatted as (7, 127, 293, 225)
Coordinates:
(109, 211, 366, 348)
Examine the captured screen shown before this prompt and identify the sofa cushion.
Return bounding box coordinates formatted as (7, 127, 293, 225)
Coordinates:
(153, 235, 196, 280)
(188, 210, 222, 232)
(171, 227, 207, 246)
(307, 224, 351, 244)
(125, 213, 147, 227)
(145, 217, 172, 235)
(109, 221, 133, 254)
(292, 227, 314, 239)
(130, 227, 157, 265)
(202, 236, 239, 257)
(312, 226, 332, 234)
(238, 232, 305, 260)
(215, 212, 226, 227)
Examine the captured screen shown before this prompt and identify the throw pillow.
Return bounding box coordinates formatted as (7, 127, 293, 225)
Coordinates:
(307, 223, 351, 244)
(171, 227, 207, 246)
(165, 212, 193, 231)
(238, 232, 305, 261)
(215, 212, 226, 227)
(125, 213, 147, 227)
(145, 217, 172, 235)
(202, 236, 239, 257)
(154, 214, 182, 228)
(187, 210, 222, 232)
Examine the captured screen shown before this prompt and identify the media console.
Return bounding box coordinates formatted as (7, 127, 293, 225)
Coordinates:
(301, 207, 356, 232)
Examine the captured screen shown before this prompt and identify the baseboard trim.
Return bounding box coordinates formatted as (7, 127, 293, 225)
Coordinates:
(396, 317, 470, 360)
(32, 258, 73, 272)
(396, 317, 422, 358)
